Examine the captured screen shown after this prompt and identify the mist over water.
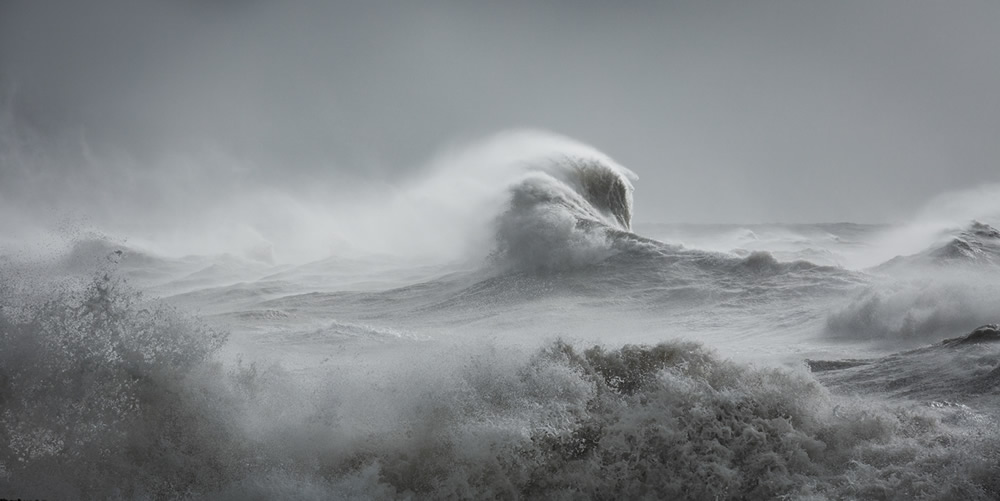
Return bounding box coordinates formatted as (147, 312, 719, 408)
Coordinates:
(4, 126, 1000, 498)
(4, 1, 1000, 499)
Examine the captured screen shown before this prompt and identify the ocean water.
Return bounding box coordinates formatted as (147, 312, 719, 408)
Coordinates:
(3, 132, 1000, 499)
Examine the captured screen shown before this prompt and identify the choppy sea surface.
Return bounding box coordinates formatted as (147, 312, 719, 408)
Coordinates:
(3, 133, 1000, 499)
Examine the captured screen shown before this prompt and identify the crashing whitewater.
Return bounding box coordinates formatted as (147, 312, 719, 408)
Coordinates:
(3, 132, 1000, 499)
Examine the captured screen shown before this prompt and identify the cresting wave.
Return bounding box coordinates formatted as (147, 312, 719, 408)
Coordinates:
(826, 221, 1000, 344)
(482, 134, 841, 281)
(2, 271, 999, 499)
(488, 139, 636, 273)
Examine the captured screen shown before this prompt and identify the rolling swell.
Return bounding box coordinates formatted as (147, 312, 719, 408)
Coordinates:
(811, 324, 1000, 402)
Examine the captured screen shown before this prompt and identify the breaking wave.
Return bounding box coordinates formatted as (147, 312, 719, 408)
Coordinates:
(490, 150, 636, 273)
(827, 222, 1000, 344)
(825, 276, 1000, 344)
(877, 221, 1000, 270)
(2, 269, 999, 499)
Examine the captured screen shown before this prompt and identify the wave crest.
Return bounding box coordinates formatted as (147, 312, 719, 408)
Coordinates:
(492, 153, 636, 272)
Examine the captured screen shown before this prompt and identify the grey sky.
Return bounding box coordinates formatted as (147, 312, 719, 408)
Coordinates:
(2, 0, 999, 226)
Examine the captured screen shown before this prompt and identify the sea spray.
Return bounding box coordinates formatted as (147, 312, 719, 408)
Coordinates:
(2, 267, 999, 499)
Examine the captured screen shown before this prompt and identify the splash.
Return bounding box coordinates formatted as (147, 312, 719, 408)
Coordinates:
(491, 154, 636, 272)
(853, 184, 1000, 269)
(0, 125, 637, 268)
(828, 221, 1000, 344)
(2, 266, 999, 499)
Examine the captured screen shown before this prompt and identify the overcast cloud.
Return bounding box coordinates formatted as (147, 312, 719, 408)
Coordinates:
(2, 0, 999, 229)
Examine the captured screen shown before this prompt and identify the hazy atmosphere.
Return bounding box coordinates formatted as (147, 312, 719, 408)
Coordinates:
(4, 1, 999, 242)
(3, 2, 1000, 499)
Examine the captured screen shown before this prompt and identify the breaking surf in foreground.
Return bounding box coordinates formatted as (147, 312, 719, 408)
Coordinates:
(3, 132, 1000, 499)
(3, 273, 999, 500)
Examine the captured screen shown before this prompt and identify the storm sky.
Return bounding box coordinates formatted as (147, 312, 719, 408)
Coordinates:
(2, 0, 999, 230)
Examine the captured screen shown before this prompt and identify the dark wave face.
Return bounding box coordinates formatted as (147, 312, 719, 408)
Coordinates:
(572, 158, 634, 230)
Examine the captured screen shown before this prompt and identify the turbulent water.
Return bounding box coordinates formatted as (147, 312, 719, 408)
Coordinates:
(3, 133, 1000, 499)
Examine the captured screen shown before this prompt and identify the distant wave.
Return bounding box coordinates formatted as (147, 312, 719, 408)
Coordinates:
(876, 221, 1000, 270)
(827, 222, 1000, 344)
(929, 221, 1000, 265)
